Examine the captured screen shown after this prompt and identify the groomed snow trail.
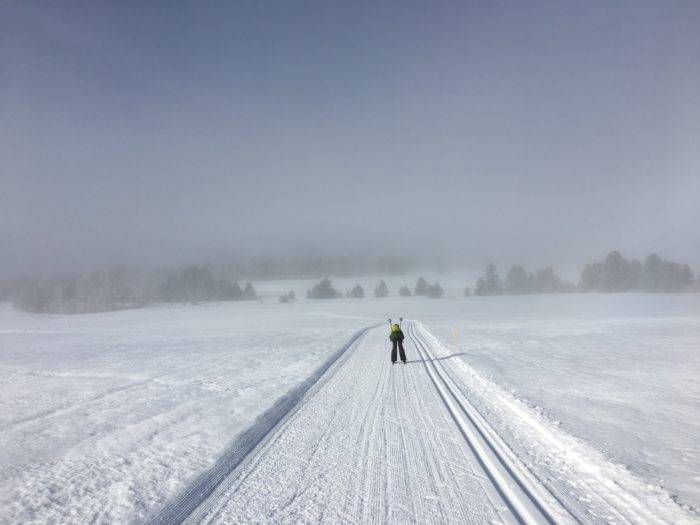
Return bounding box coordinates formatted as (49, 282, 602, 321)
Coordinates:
(166, 322, 571, 524)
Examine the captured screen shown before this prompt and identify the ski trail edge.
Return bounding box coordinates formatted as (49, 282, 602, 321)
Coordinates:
(147, 323, 379, 525)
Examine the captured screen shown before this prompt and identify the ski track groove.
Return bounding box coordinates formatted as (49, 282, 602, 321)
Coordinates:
(415, 353, 501, 525)
(409, 323, 566, 524)
(416, 325, 687, 525)
(154, 321, 581, 524)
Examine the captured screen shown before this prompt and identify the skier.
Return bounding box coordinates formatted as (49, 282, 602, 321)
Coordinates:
(389, 320, 407, 364)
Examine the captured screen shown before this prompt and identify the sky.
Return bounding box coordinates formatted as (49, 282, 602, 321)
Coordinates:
(1, 0, 699, 278)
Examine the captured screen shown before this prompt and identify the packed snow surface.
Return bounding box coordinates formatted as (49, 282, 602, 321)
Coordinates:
(1, 290, 698, 523)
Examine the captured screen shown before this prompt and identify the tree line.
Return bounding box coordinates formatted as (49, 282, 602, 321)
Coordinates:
(578, 251, 694, 293)
(11, 265, 258, 314)
(468, 264, 575, 296)
(470, 251, 696, 296)
(4, 250, 697, 313)
(304, 277, 445, 300)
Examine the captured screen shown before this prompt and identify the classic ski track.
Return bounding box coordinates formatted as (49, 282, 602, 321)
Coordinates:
(179, 322, 579, 524)
(406, 323, 572, 525)
(419, 327, 685, 525)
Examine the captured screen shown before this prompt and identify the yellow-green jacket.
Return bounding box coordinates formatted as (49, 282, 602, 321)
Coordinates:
(389, 324, 405, 342)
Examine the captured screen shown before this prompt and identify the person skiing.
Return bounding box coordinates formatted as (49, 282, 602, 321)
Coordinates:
(389, 320, 407, 364)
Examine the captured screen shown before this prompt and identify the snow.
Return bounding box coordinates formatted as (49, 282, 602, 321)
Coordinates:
(1, 291, 698, 523)
(418, 293, 700, 514)
(186, 323, 538, 524)
(0, 302, 370, 523)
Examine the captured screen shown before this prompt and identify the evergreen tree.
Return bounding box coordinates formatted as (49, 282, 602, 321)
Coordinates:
(505, 265, 531, 294)
(642, 253, 662, 292)
(533, 267, 561, 293)
(578, 262, 602, 292)
(580, 251, 693, 292)
(627, 259, 642, 290)
(414, 277, 429, 296)
(278, 290, 295, 303)
(306, 278, 340, 299)
(485, 263, 502, 294)
(601, 251, 629, 292)
(426, 282, 444, 298)
(399, 285, 412, 297)
(374, 280, 389, 298)
(474, 278, 488, 296)
(349, 284, 364, 298)
(463, 286, 471, 297)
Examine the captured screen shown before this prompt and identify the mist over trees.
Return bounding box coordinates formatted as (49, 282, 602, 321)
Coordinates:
(158, 266, 256, 303)
(348, 284, 365, 298)
(13, 267, 148, 314)
(11, 265, 257, 314)
(414, 277, 444, 298)
(579, 251, 694, 292)
(279, 290, 296, 303)
(306, 278, 341, 299)
(399, 286, 412, 297)
(414, 277, 429, 296)
(475, 263, 575, 296)
(470, 251, 695, 297)
(4, 250, 697, 314)
(474, 264, 503, 296)
(374, 281, 389, 298)
(426, 282, 444, 298)
(504, 266, 529, 294)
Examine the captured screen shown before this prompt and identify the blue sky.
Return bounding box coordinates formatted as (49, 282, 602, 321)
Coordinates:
(1, 1, 699, 276)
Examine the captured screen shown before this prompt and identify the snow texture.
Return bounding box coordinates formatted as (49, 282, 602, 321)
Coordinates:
(1, 291, 698, 523)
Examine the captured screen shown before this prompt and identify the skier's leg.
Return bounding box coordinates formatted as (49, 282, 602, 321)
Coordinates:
(399, 340, 407, 363)
(391, 340, 397, 363)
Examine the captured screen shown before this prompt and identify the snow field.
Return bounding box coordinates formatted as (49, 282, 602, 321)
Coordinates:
(1, 291, 698, 523)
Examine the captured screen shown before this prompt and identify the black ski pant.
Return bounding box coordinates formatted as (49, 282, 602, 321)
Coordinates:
(391, 340, 406, 363)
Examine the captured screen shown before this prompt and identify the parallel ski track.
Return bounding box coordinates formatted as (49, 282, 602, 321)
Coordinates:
(151, 320, 573, 524)
(147, 324, 377, 525)
(406, 322, 572, 525)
